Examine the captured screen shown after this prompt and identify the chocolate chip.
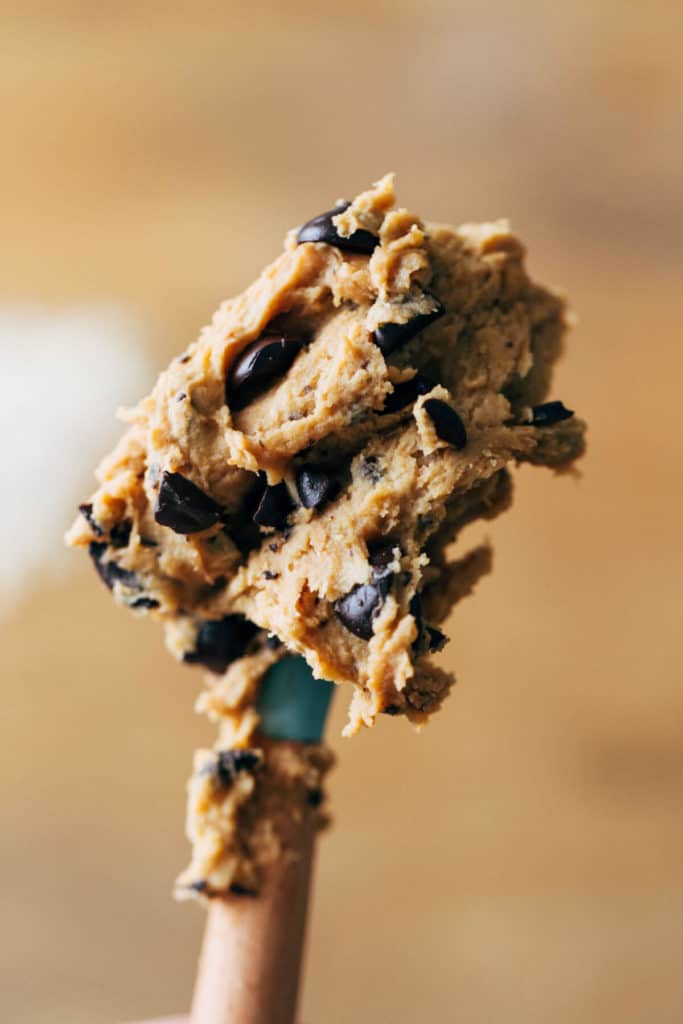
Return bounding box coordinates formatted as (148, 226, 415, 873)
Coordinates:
(368, 544, 397, 582)
(307, 788, 324, 808)
(140, 536, 158, 548)
(296, 201, 379, 253)
(424, 399, 467, 450)
(265, 634, 282, 649)
(427, 626, 448, 652)
(130, 596, 160, 610)
(373, 299, 445, 356)
(360, 455, 383, 483)
(253, 481, 295, 530)
(263, 570, 279, 580)
(295, 467, 338, 510)
(334, 578, 391, 641)
(187, 880, 208, 893)
(531, 400, 574, 426)
(154, 471, 223, 534)
(382, 704, 402, 716)
(215, 749, 261, 786)
(226, 335, 303, 411)
(381, 373, 435, 414)
(409, 593, 424, 648)
(409, 594, 448, 655)
(184, 615, 258, 674)
(109, 519, 132, 548)
(88, 542, 140, 591)
(79, 503, 103, 536)
(230, 882, 257, 897)
(268, 542, 279, 553)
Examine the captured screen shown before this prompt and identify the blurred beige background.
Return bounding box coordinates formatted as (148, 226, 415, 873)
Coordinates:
(2, 1, 682, 1021)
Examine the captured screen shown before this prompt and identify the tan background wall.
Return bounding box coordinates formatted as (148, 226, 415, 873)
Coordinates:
(1, 2, 682, 1021)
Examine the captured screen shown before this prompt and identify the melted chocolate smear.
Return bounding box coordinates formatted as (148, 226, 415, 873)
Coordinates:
(88, 542, 140, 591)
(226, 334, 303, 411)
(154, 471, 223, 534)
(215, 749, 261, 787)
(184, 615, 258, 674)
(381, 373, 435, 414)
(79, 503, 103, 536)
(253, 481, 295, 530)
(424, 399, 468, 450)
(334, 577, 391, 641)
(295, 467, 338, 510)
(531, 400, 574, 426)
(373, 299, 445, 356)
(296, 201, 379, 254)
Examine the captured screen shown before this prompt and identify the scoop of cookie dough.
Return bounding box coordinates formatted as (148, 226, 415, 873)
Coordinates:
(67, 174, 585, 736)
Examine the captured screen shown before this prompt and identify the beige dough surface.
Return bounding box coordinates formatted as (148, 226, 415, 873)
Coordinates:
(67, 175, 585, 895)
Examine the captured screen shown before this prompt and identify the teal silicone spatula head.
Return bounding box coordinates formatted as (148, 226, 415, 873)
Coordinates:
(257, 655, 335, 743)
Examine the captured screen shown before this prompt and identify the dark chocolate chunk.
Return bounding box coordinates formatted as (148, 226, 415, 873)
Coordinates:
(409, 594, 448, 654)
(424, 399, 467, 450)
(373, 299, 445, 356)
(307, 788, 324, 808)
(187, 880, 208, 893)
(130, 596, 160, 610)
(427, 626, 448, 653)
(368, 544, 397, 582)
(154, 471, 223, 534)
(360, 455, 383, 483)
(334, 578, 391, 641)
(296, 201, 379, 254)
(230, 882, 257, 896)
(215, 749, 261, 787)
(382, 704, 402, 716)
(226, 334, 303, 411)
(263, 570, 279, 580)
(184, 615, 258, 674)
(265, 634, 282, 649)
(140, 536, 158, 548)
(381, 373, 435, 414)
(295, 467, 338, 510)
(79, 503, 103, 536)
(109, 519, 132, 548)
(531, 400, 574, 427)
(253, 481, 295, 530)
(409, 593, 424, 647)
(88, 542, 140, 591)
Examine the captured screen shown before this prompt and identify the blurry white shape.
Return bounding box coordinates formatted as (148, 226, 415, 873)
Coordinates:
(0, 305, 154, 617)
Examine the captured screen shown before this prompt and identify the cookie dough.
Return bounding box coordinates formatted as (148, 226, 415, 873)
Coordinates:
(175, 739, 333, 901)
(67, 174, 585, 895)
